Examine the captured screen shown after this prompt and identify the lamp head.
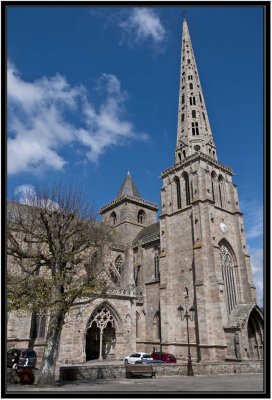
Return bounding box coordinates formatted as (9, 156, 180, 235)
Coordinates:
(189, 306, 196, 321)
(178, 305, 184, 320)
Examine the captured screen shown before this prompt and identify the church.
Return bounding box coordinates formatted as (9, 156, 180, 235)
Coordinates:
(7, 19, 263, 368)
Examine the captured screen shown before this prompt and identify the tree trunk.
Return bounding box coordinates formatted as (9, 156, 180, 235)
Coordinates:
(37, 308, 67, 386)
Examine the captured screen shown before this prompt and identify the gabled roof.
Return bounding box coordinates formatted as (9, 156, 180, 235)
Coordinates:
(132, 221, 160, 246)
(116, 171, 141, 199)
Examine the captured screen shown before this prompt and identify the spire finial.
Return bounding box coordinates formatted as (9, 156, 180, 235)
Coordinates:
(127, 170, 131, 176)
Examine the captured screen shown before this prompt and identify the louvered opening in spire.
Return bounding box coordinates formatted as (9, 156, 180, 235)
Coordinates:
(116, 171, 142, 199)
(175, 19, 217, 163)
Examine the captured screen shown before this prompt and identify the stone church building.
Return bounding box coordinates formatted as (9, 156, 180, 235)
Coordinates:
(7, 20, 263, 367)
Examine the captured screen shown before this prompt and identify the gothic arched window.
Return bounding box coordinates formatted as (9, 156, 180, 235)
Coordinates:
(138, 210, 146, 224)
(218, 175, 226, 209)
(219, 242, 237, 314)
(174, 177, 181, 209)
(211, 172, 217, 203)
(110, 212, 117, 226)
(153, 312, 160, 340)
(110, 255, 123, 284)
(115, 256, 123, 275)
(182, 172, 191, 206)
(154, 249, 160, 279)
(136, 312, 140, 338)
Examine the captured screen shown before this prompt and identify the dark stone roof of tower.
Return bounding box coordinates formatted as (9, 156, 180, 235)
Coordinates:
(116, 171, 141, 199)
(132, 221, 160, 246)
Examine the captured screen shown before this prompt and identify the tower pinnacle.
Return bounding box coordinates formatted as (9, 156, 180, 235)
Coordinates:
(175, 19, 217, 163)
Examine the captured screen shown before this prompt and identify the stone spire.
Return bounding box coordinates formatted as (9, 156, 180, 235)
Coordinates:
(116, 171, 142, 199)
(175, 19, 217, 163)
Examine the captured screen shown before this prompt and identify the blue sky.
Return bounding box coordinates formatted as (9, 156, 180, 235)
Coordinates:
(7, 6, 263, 306)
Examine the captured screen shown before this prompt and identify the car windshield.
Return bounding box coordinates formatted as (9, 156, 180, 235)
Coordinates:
(142, 354, 152, 358)
(167, 354, 175, 357)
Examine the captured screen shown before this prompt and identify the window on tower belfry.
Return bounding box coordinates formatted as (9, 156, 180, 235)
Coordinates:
(190, 97, 196, 106)
(192, 110, 196, 118)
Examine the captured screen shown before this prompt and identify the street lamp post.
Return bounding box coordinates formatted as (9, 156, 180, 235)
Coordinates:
(178, 305, 195, 376)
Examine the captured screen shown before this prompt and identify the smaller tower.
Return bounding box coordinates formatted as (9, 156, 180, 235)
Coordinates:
(100, 172, 158, 244)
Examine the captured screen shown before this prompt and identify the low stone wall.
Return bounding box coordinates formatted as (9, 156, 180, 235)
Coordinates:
(59, 361, 263, 382)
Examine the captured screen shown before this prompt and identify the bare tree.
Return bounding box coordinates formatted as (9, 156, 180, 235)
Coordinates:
(7, 183, 113, 385)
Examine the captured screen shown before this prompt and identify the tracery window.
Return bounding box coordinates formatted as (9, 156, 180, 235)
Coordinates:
(110, 255, 123, 284)
(115, 256, 123, 275)
(220, 242, 237, 314)
(174, 177, 181, 209)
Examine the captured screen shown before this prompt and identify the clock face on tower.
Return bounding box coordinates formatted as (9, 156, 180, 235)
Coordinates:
(220, 223, 227, 233)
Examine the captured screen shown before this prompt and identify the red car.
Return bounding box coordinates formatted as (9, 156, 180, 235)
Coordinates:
(151, 352, 177, 363)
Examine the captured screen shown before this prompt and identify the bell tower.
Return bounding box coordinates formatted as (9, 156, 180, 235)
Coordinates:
(159, 19, 260, 362)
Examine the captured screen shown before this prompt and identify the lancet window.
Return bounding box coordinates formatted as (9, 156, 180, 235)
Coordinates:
(174, 177, 181, 209)
(154, 249, 160, 279)
(110, 211, 117, 226)
(219, 242, 238, 314)
(138, 210, 146, 224)
(182, 172, 191, 206)
(153, 312, 160, 340)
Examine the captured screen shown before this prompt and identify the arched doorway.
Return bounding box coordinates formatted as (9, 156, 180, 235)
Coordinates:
(85, 306, 117, 361)
(247, 307, 263, 359)
(86, 322, 100, 361)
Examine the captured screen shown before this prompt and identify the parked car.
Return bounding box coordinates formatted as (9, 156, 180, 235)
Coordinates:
(124, 352, 153, 364)
(151, 352, 177, 363)
(7, 348, 37, 368)
(135, 359, 165, 364)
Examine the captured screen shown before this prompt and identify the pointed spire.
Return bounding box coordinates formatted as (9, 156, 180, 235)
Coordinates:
(116, 171, 142, 199)
(175, 19, 217, 163)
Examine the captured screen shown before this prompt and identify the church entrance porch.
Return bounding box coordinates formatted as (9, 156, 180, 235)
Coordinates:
(85, 306, 117, 361)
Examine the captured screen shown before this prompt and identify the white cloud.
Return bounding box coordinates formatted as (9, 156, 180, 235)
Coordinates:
(240, 200, 263, 240)
(14, 184, 36, 204)
(8, 63, 147, 175)
(14, 184, 59, 210)
(119, 8, 165, 46)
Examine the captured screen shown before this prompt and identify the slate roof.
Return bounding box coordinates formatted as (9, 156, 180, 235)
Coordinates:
(116, 172, 141, 199)
(133, 221, 160, 245)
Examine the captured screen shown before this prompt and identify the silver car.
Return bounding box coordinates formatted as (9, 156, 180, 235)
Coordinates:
(124, 352, 153, 364)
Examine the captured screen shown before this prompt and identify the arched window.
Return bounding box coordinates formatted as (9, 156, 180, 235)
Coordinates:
(154, 249, 160, 279)
(184, 287, 189, 298)
(218, 175, 225, 208)
(219, 241, 237, 314)
(182, 172, 191, 206)
(211, 172, 217, 203)
(110, 256, 123, 284)
(31, 313, 47, 339)
(138, 210, 146, 224)
(174, 177, 181, 209)
(153, 312, 160, 340)
(115, 256, 123, 275)
(110, 212, 117, 226)
(136, 312, 140, 338)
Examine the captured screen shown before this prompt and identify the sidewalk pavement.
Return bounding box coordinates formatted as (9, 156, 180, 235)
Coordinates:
(6, 373, 264, 393)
